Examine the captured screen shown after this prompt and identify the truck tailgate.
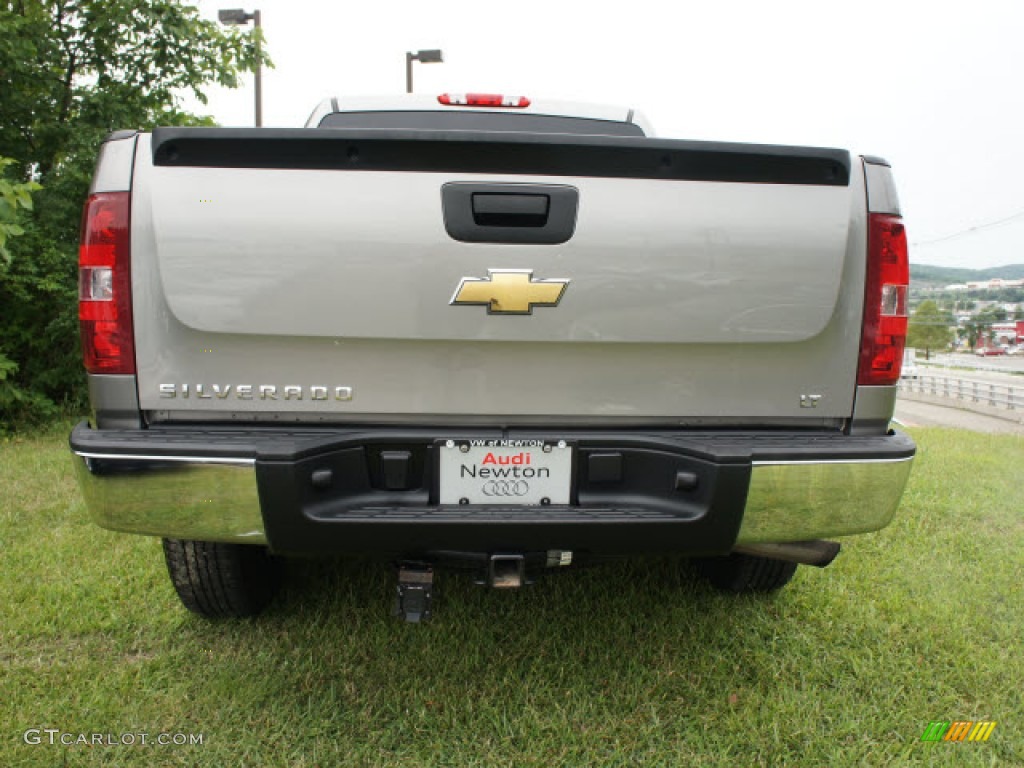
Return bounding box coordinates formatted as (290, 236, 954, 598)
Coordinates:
(131, 129, 867, 423)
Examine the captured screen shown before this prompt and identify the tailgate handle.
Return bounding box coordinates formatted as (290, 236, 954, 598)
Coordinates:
(442, 183, 578, 244)
(472, 193, 549, 228)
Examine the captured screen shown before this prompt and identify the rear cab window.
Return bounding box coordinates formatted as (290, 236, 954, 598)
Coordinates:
(318, 111, 646, 136)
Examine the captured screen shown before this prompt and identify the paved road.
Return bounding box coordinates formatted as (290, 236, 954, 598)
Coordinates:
(893, 398, 1024, 435)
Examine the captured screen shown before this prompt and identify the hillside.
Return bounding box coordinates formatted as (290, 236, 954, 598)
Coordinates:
(910, 263, 1024, 286)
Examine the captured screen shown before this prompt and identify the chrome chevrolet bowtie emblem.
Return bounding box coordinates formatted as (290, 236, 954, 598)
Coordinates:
(450, 269, 569, 315)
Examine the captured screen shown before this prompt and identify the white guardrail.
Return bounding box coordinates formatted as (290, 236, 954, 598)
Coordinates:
(920, 359, 1023, 375)
(898, 374, 1024, 412)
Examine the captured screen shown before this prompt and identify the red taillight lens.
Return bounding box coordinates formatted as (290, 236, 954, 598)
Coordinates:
(79, 192, 135, 374)
(857, 213, 909, 386)
(438, 93, 531, 108)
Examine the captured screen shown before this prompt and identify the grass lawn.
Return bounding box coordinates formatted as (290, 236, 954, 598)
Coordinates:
(2, 427, 1021, 766)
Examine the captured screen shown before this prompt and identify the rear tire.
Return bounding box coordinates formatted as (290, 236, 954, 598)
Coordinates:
(162, 538, 282, 618)
(695, 553, 798, 593)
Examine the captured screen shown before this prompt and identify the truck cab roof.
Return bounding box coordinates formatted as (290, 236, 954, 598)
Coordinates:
(304, 93, 654, 136)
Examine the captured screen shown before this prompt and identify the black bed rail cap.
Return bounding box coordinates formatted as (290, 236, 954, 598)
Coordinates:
(151, 127, 851, 186)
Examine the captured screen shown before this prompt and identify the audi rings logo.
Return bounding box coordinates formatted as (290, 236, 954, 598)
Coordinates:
(481, 480, 530, 497)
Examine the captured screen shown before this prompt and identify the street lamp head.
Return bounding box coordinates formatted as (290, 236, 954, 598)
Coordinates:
(218, 8, 255, 25)
(411, 49, 443, 64)
(406, 49, 444, 94)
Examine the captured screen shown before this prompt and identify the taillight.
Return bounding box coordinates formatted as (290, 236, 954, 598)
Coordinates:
(857, 213, 909, 386)
(79, 192, 135, 374)
(438, 93, 531, 108)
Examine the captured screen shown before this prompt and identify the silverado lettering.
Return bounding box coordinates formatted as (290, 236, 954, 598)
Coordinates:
(158, 384, 354, 401)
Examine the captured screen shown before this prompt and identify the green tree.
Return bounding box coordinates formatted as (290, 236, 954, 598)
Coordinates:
(0, 1, 267, 428)
(0, 157, 40, 263)
(977, 306, 1008, 347)
(958, 319, 979, 352)
(960, 306, 1008, 351)
(0, 156, 41, 422)
(906, 300, 953, 360)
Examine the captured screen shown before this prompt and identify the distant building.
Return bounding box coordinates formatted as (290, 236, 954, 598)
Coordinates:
(963, 278, 1024, 291)
(991, 321, 1023, 345)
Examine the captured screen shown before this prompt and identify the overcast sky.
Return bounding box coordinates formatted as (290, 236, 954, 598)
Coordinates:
(186, 0, 1024, 270)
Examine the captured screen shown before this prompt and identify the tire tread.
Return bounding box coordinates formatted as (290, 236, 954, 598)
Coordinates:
(162, 539, 281, 618)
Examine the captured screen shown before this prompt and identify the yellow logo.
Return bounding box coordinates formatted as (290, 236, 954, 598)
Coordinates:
(450, 269, 569, 315)
(921, 720, 997, 742)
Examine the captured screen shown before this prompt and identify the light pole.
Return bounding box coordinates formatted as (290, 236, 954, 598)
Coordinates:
(405, 49, 443, 94)
(218, 8, 263, 127)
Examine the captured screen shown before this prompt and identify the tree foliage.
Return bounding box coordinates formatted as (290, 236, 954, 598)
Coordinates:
(0, 156, 40, 263)
(906, 300, 953, 359)
(0, 156, 41, 420)
(0, 1, 267, 428)
(957, 305, 1016, 350)
(968, 307, 1010, 348)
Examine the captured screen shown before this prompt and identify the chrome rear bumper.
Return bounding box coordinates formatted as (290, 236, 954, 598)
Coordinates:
(72, 456, 267, 544)
(71, 423, 914, 553)
(740, 457, 913, 543)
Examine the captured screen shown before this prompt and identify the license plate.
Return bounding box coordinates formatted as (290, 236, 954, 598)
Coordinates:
(438, 440, 572, 505)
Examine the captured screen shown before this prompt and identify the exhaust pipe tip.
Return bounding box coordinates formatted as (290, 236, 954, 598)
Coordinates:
(733, 540, 841, 568)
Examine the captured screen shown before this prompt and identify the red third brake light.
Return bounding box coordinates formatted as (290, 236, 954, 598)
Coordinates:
(79, 191, 135, 374)
(857, 213, 909, 386)
(438, 93, 531, 108)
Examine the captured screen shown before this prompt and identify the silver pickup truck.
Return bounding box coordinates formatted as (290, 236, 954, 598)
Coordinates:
(70, 93, 915, 621)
